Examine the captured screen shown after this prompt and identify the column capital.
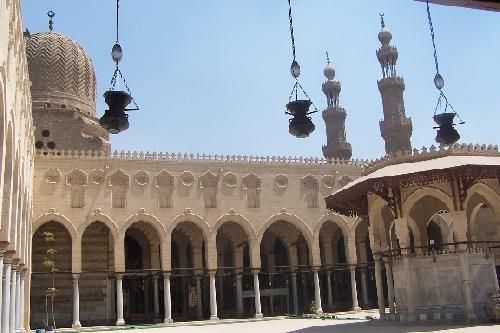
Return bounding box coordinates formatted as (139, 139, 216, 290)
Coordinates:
(115, 273, 124, 279)
(163, 272, 171, 279)
(72, 273, 80, 280)
(373, 253, 383, 261)
(0, 241, 10, 252)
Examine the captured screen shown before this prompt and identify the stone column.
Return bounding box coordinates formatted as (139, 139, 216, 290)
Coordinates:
(313, 269, 323, 314)
(196, 277, 203, 320)
(253, 271, 263, 318)
(326, 271, 333, 312)
(402, 255, 416, 321)
(209, 272, 218, 320)
(374, 255, 385, 319)
(384, 260, 396, 318)
(349, 267, 360, 311)
(360, 269, 369, 309)
(0, 251, 4, 332)
(458, 251, 476, 321)
(235, 274, 243, 316)
(2, 257, 12, 333)
(15, 271, 24, 333)
(9, 266, 16, 333)
(14, 270, 21, 333)
(72, 274, 81, 328)
(152, 275, 160, 321)
(163, 273, 173, 323)
(115, 274, 125, 326)
(291, 272, 298, 314)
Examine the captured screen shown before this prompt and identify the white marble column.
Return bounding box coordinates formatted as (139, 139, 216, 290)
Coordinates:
(115, 274, 125, 326)
(360, 269, 369, 309)
(235, 274, 243, 316)
(196, 277, 203, 320)
(9, 266, 16, 333)
(384, 261, 395, 318)
(15, 271, 24, 333)
(313, 269, 323, 314)
(163, 273, 173, 323)
(14, 270, 21, 333)
(209, 272, 218, 320)
(0, 252, 4, 332)
(349, 268, 360, 311)
(326, 271, 333, 312)
(374, 255, 385, 319)
(2, 258, 12, 333)
(152, 276, 160, 321)
(291, 272, 298, 314)
(253, 272, 262, 318)
(71, 274, 81, 328)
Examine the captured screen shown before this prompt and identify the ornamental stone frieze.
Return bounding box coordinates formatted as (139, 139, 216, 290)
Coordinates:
(242, 172, 261, 208)
(89, 169, 106, 184)
(44, 168, 61, 184)
(199, 171, 218, 208)
(108, 169, 130, 208)
(179, 171, 195, 188)
(155, 170, 174, 208)
(134, 170, 150, 186)
(301, 175, 319, 208)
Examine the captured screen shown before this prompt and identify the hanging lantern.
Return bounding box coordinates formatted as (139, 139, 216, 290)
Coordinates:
(433, 113, 460, 145)
(287, 100, 315, 138)
(99, 90, 132, 134)
(100, 0, 139, 134)
(425, 0, 464, 145)
(284, 0, 318, 138)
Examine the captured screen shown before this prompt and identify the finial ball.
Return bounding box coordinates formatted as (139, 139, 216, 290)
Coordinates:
(324, 63, 335, 80)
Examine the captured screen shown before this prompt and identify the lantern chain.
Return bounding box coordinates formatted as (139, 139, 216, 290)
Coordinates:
(288, 0, 296, 61)
(110, 66, 139, 110)
(116, 0, 121, 43)
(426, 0, 440, 75)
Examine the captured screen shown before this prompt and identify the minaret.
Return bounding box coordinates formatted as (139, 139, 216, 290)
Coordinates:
(376, 15, 412, 154)
(321, 55, 352, 160)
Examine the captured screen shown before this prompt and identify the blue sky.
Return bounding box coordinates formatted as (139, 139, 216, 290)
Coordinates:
(21, 1, 499, 159)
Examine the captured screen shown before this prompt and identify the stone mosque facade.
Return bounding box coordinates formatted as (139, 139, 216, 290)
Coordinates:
(0, 0, 499, 331)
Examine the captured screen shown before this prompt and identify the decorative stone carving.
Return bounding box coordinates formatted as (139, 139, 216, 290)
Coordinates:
(45, 168, 61, 184)
(322, 175, 336, 189)
(66, 168, 87, 208)
(89, 169, 105, 184)
(108, 169, 129, 208)
(156, 170, 174, 208)
(301, 174, 319, 208)
(66, 168, 87, 186)
(180, 171, 195, 187)
(222, 172, 237, 187)
(242, 172, 261, 208)
(199, 171, 218, 208)
(134, 170, 150, 186)
(108, 169, 130, 187)
(229, 208, 236, 215)
(337, 174, 354, 188)
(275, 174, 288, 189)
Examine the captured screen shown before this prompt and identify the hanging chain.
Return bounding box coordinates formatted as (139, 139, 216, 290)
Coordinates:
(426, 0, 440, 74)
(288, 0, 296, 61)
(116, 0, 120, 43)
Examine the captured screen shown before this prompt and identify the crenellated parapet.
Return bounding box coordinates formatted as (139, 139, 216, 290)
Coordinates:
(34, 149, 369, 167)
(361, 143, 499, 176)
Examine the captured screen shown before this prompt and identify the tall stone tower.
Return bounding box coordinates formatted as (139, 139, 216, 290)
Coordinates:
(376, 17, 412, 154)
(322, 59, 352, 160)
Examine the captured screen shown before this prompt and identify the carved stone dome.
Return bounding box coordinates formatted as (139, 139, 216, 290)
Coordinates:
(26, 32, 97, 117)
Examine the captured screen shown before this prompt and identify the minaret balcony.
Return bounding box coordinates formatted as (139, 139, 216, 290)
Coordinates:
(379, 116, 412, 132)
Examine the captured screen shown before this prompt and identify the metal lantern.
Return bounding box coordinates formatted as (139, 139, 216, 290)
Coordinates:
(99, 90, 132, 134)
(287, 100, 315, 138)
(433, 112, 460, 145)
(100, 0, 139, 135)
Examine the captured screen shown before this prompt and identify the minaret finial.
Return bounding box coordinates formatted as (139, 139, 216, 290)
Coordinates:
(379, 13, 385, 29)
(326, 51, 330, 65)
(47, 11, 55, 32)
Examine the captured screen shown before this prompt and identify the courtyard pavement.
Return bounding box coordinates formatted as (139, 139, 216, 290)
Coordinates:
(109, 318, 500, 333)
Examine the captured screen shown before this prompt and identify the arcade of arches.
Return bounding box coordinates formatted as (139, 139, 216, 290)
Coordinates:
(30, 216, 379, 327)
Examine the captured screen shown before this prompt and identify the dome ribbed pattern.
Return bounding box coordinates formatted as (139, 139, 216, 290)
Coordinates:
(26, 32, 96, 117)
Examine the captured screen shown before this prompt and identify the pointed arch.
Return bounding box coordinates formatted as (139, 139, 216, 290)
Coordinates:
(402, 187, 454, 216)
(121, 212, 166, 241)
(257, 212, 314, 246)
(213, 213, 256, 241)
(167, 212, 211, 241)
(66, 168, 88, 186)
(314, 213, 351, 240)
(77, 211, 119, 241)
(33, 212, 78, 242)
(108, 169, 129, 187)
(464, 182, 500, 215)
